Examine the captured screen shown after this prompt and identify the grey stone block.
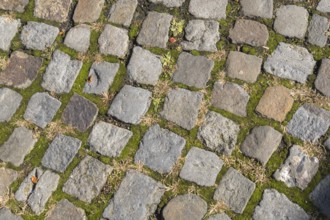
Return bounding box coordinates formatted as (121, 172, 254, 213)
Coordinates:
(45, 199, 87, 220)
(108, 0, 138, 27)
(0, 208, 22, 220)
(0, 16, 20, 51)
(317, 0, 330, 13)
(149, 0, 185, 7)
(310, 174, 330, 218)
(64, 25, 91, 53)
(0, 88, 22, 122)
(208, 213, 231, 220)
(240, 0, 273, 18)
(34, 0, 72, 22)
(315, 58, 330, 97)
(308, 14, 329, 48)
(189, 0, 228, 19)
(73, 0, 104, 23)
(15, 168, 43, 202)
(0, 167, 18, 203)
(324, 137, 330, 151)
(0, 0, 28, 12)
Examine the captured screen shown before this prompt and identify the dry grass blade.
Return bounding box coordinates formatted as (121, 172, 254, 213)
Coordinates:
(140, 114, 160, 127)
(101, 92, 113, 105)
(291, 85, 330, 110)
(153, 80, 172, 98)
(44, 120, 76, 140)
(302, 141, 327, 162)
(166, 156, 185, 178)
(207, 50, 227, 61)
(207, 201, 229, 216)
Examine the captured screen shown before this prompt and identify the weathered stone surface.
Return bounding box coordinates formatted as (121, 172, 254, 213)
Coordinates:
(127, 46, 162, 85)
(137, 12, 172, 48)
(181, 19, 220, 52)
(62, 93, 98, 132)
(108, 0, 138, 27)
(317, 0, 330, 13)
(308, 14, 329, 48)
(0, 208, 22, 220)
(134, 124, 186, 174)
(99, 24, 129, 58)
(287, 104, 330, 142)
(198, 111, 239, 155)
(189, 0, 228, 19)
(21, 21, 59, 50)
(274, 145, 319, 190)
(315, 58, 330, 97)
(254, 189, 309, 220)
(45, 199, 87, 220)
(256, 85, 293, 122)
(208, 213, 231, 220)
(180, 147, 223, 186)
(108, 85, 151, 124)
(0, 167, 18, 203)
(102, 170, 165, 220)
(88, 121, 133, 157)
(0, 0, 28, 12)
(214, 168, 255, 214)
(83, 61, 119, 95)
(0, 51, 43, 89)
(240, 0, 273, 18)
(15, 168, 43, 202)
(274, 5, 308, 39)
(211, 81, 250, 117)
(240, 126, 282, 166)
(229, 19, 269, 47)
(173, 52, 213, 88)
(0, 88, 22, 122)
(24, 92, 61, 128)
(34, 0, 72, 22)
(150, 0, 185, 7)
(163, 194, 207, 220)
(73, 0, 104, 23)
(161, 88, 203, 130)
(42, 50, 83, 93)
(41, 134, 81, 173)
(264, 43, 316, 83)
(324, 137, 330, 151)
(0, 16, 20, 51)
(64, 25, 91, 53)
(226, 51, 262, 83)
(0, 127, 37, 167)
(310, 174, 330, 218)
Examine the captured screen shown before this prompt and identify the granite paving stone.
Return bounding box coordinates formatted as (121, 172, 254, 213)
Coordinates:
(315, 58, 330, 97)
(45, 199, 87, 220)
(63, 156, 113, 203)
(88, 121, 133, 157)
(0, 167, 18, 204)
(198, 111, 240, 155)
(173, 52, 214, 88)
(189, 0, 228, 19)
(309, 174, 330, 218)
(0, 208, 22, 220)
(180, 147, 223, 186)
(64, 25, 91, 53)
(150, 0, 185, 7)
(15, 168, 43, 202)
(324, 137, 330, 151)
(34, 0, 72, 22)
(161, 88, 203, 130)
(0, 88, 22, 122)
(0, 0, 28, 12)
(308, 14, 329, 48)
(0, 127, 37, 167)
(134, 124, 186, 174)
(317, 0, 330, 13)
(62, 93, 99, 132)
(208, 213, 231, 220)
(108, 0, 138, 27)
(240, 0, 273, 18)
(0, 16, 20, 51)
(73, 0, 104, 23)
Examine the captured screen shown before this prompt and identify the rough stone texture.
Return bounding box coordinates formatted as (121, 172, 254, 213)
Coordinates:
(287, 104, 330, 142)
(108, 0, 138, 27)
(62, 93, 99, 132)
(27, 170, 60, 215)
(240, 126, 282, 166)
(163, 194, 207, 220)
(21, 21, 59, 50)
(208, 213, 231, 220)
(134, 124, 186, 174)
(150, 0, 185, 7)
(127, 46, 162, 85)
(214, 168, 256, 214)
(180, 147, 223, 186)
(240, 0, 273, 18)
(64, 25, 91, 53)
(15, 168, 43, 202)
(0, 88, 22, 122)
(41, 134, 81, 173)
(189, 0, 228, 19)
(274, 145, 319, 190)
(308, 14, 329, 48)
(211, 81, 250, 117)
(161, 88, 203, 130)
(0, 0, 28, 12)
(198, 111, 240, 155)
(317, 0, 330, 13)
(45, 199, 87, 220)
(0, 167, 18, 203)
(73, 0, 104, 23)
(108, 85, 151, 124)
(315, 58, 330, 97)
(254, 189, 310, 220)
(181, 19, 220, 52)
(229, 19, 269, 47)
(0, 127, 37, 167)
(137, 12, 172, 48)
(226, 51, 262, 83)
(83, 61, 120, 95)
(256, 85, 294, 122)
(98, 24, 129, 58)
(173, 52, 214, 88)
(0, 51, 43, 89)
(324, 137, 330, 151)
(34, 0, 72, 22)
(63, 156, 112, 203)
(0, 16, 20, 51)
(88, 121, 133, 157)
(264, 43, 316, 83)
(42, 50, 83, 93)
(310, 174, 330, 218)
(274, 5, 309, 39)
(0, 208, 22, 220)
(24, 92, 61, 128)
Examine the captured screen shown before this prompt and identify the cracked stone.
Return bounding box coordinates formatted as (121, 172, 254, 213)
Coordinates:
(0, 167, 18, 204)
(310, 174, 330, 218)
(0, 87, 22, 122)
(73, 0, 104, 23)
(0, 16, 20, 51)
(308, 14, 330, 48)
(240, 0, 273, 18)
(0, 0, 28, 12)
(108, 0, 138, 27)
(317, 0, 330, 13)
(64, 25, 91, 53)
(34, 0, 72, 22)
(15, 168, 43, 202)
(189, 0, 228, 19)
(315, 58, 330, 97)
(0, 208, 22, 220)
(45, 199, 87, 220)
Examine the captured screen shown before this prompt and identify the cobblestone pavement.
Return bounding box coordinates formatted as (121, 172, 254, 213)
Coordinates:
(0, 0, 329, 219)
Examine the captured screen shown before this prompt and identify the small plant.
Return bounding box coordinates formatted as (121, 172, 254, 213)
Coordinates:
(170, 18, 185, 37)
(161, 52, 176, 77)
(152, 97, 162, 112)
